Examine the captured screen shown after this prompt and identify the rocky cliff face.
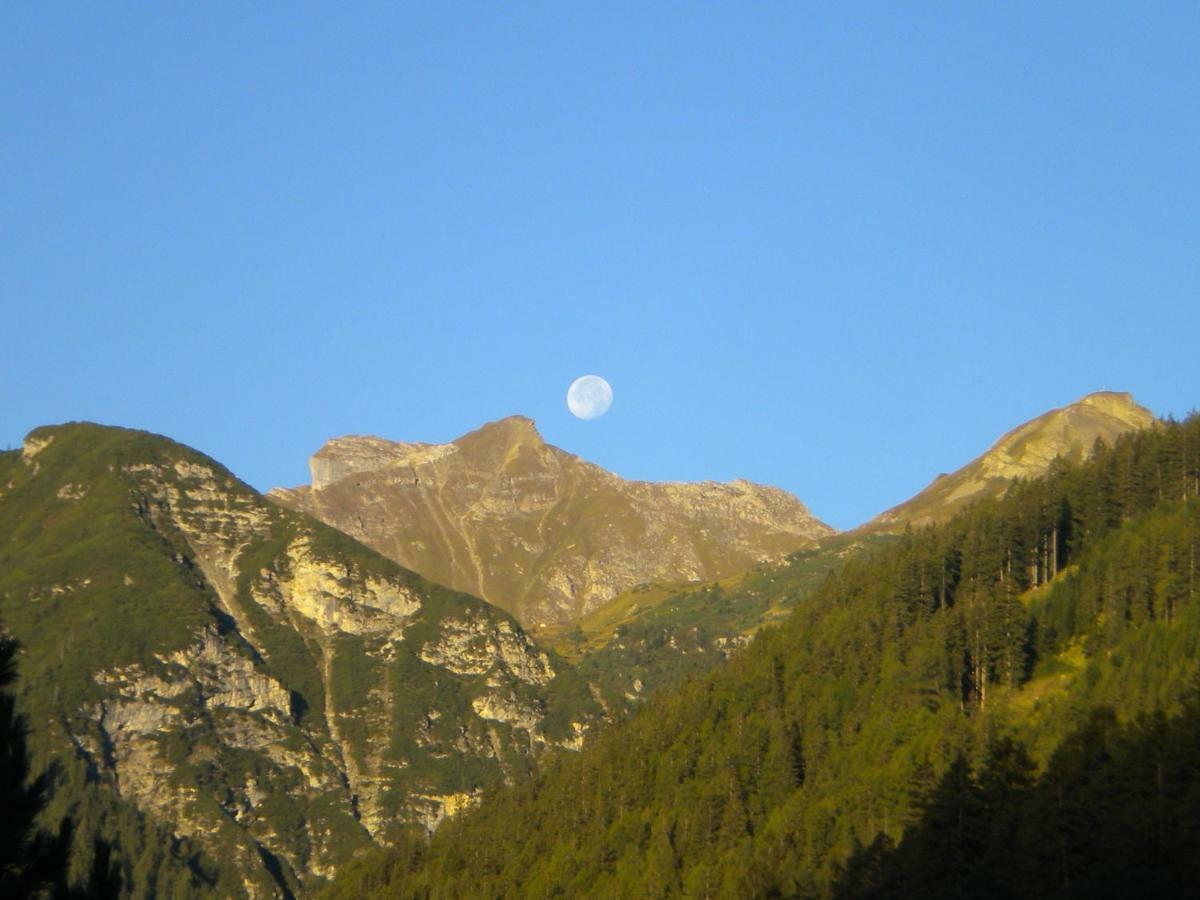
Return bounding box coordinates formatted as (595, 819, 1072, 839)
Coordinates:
(866, 391, 1155, 530)
(0, 424, 599, 897)
(270, 416, 834, 626)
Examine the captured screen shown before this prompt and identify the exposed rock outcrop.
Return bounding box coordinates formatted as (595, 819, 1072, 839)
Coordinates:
(270, 416, 834, 625)
(866, 391, 1155, 530)
(0, 423, 601, 897)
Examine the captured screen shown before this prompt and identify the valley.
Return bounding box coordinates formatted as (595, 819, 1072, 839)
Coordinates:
(0, 390, 1190, 898)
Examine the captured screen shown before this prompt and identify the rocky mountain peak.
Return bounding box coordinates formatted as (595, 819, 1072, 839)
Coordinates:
(451, 415, 548, 463)
(463, 414, 543, 442)
(304, 417, 549, 493)
(308, 434, 445, 489)
(272, 418, 833, 625)
(974, 390, 1153, 480)
(1077, 389, 1142, 413)
(867, 390, 1155, 530)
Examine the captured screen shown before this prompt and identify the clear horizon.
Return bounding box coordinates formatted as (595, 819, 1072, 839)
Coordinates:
(3, 4, 1198, 529)
(4, 387, 1170, 533)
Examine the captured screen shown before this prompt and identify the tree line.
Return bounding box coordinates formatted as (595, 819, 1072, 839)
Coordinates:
(323, 413, 1200, 897)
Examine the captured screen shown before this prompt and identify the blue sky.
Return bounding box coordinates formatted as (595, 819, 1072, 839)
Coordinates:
(3, 4, 1197, 530)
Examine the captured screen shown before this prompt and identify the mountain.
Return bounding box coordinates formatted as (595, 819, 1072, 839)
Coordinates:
(540, 534, 892, 714)
(0, 424, 599, 897)
(534, 393, 1152, 709)
(325, 411, 1200, 899)
(1, 396, 1171, 896)
(865, 391, 1154, 531)
(269, 416, 833, 626)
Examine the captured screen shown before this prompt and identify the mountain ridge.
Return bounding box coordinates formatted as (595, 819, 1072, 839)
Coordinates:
(320, 408, 1200, 899)
(270, 416, 834, 626)
(0, 421, 600, 896)
(863, 390, 1154, 531)
(530, 390, 1158, 710)
(0, 392, 1174, 896)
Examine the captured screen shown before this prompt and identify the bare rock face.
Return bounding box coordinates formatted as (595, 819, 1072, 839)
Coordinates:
(0, 423, 600, 897)
(270, 416, 834, 625)
(867, 391, 1155, 530)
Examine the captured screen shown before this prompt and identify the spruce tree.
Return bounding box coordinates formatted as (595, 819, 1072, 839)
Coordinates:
(0, 637, 69, 896)
(0, 638, 121, 899)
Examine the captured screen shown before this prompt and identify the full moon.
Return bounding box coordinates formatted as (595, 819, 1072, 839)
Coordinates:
(567, 375, 613, 420)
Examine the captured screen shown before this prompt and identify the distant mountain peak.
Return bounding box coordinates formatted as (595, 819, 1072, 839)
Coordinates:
(303, 417, 550, 493)
(866, 390, 1155, 531)
(453, 414, 547, 456)
(472, 413, 540, 433)
(272, 418, 833, 625)
(1071, 390, 1153, 424)
(975, 391, 1152, 479)
(307, 434, 457, 490)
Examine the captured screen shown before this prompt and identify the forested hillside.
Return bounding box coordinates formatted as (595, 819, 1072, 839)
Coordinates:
(326, 414, 1200, 898)
(543, 534, 890, 715)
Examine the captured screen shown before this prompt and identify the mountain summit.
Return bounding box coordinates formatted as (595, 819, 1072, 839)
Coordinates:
(866, 391, 1155, 530)
(270, 417, 834, 625)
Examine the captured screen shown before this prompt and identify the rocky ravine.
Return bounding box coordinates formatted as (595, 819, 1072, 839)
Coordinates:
(270, 416, 834, 626)
(865, 391, 1155, 531)
(0, 424, 599, 897)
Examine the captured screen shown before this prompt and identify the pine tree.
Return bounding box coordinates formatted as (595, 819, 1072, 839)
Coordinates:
(0, 638, 70, 896)
(892, 754, 985, 896)
(0, 638, 121, 899)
